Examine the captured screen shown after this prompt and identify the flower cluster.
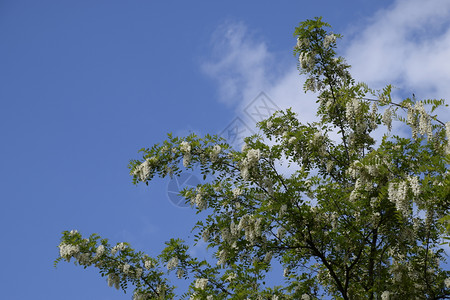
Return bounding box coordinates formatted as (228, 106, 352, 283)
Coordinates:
(133, 157, 158, 182)
(180, 141, 192, 167)
(194, 278, 208, 290)
(166, 256, 179, 270)
(345, 98, 361, 124)
(298, 52, 316, 73)
(388, 181, 409, 217)
(240, 147, 261, 180)
(382, 107, 393, 131)
(323, 34, 336, 48)
(209, 145, 221, 162)
(238, 214, 263, 245)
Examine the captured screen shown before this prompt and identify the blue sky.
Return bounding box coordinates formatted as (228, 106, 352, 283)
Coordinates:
(1, 1, 450, 299)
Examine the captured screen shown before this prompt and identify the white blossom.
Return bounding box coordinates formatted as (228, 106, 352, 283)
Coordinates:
(183, 153, 192, 167)
(232, 187, 243, 198)
(122, 263, 131, 274)
(107, 273, 120, 290)
(194, 278, 208, 290)
(408, 175, 420, 196)
(382, 107, 392, 131)
(180, 141, 191, 153)
(217, 249, 227, 266)
(381, 291, 390, 300)
(135, 268, 143, 279)
(144, 259, 154, 270)
(445, 277, 450, 288)
(388, 181, 409, 217)
(194, 188, 207, 210)
(345, 98, 360, 124)
(279, 204, 287, 217)
(59, 243, 80, 261)
(301, 294, 310, 300)
(277, 227, 286, 239)
(111, 242, 126, 255)
(226, 272, 237, 281)
(323, 34, 336, 48)
(202, 228, 211, 242)
(210, 145, 221, 162)
(296, 37, 309, 48)
(167, 256, 179, 270)
(95, 245, 105, 257)
(176, 268, 185, 279)
(299, 51, 315, 71)
(264, 251, 273, 264)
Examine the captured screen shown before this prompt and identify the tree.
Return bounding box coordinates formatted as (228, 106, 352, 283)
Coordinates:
(56, 17, 450, 299)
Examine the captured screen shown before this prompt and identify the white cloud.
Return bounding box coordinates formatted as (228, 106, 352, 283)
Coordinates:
(203, 0, 450, 146)
(345, 0, 450, 101)
(202, 22, 273, 107)
(202, 22, 321, 139)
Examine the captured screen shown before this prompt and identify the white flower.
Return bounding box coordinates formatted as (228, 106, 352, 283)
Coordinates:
(296, 37, 309, 48)
(232, 187, 242, 198)
(107, 273, 120, 290)
(382, 107, 392, 131)
(217, 249, 227, 266)
(345, 98, 360, 123)
(111, 242, 126, 255)
(301, 294, 310, 300)
(210, 145, 222, 162)
(299, 51, 315, 71)
(326, 160, 334, 173)
(176, 269, 185, 279)
(381, 291, 390, 300)
(194, 188, 207, 210)
(144, 259, 154, 270)
(408, 176, 420, 196)
(95, 245, 105, 257)
(194, 278, 208, 290)
(277, 227, 286, 239)
(445, 277, 450, 288)
(167, 256, 179, 270)
(135, 268, 143, 279)
(59, 243, 80, 261)
(122, 263, 131, 274)
(246, 149, 261, 164)
(279, 204, 287, 217)
(202, 228, 210, 242)
(183, 153, 192, 167)
(132, 158, 157, 182)
(226, 272, 237, 281)
(241, 167, 250, 180)
(323, 34, 336, 48)
(180, 141, 191, 153)
(264, 251, 273, 264)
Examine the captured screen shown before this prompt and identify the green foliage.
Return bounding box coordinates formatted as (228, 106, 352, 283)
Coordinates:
(56, 18, 450, 299)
